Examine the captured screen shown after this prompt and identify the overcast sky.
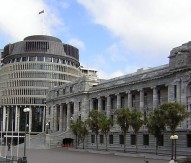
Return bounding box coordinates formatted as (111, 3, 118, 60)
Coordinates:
(0, 0, 191, 79)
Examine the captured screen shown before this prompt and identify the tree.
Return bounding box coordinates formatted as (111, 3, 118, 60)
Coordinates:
(70, 119, 81, 148)
(115, 108, 131, 152)
(130, 110, 144, 153)
(160, 103, 190, 134)
(146, 109, 166, 155)
(88, 110, 103, 150)
(78, 120, 88, 149)
(99, 114, 113, 151)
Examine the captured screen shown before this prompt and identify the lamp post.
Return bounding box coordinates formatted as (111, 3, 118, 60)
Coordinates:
(23, 108, 30, 163)
(170, 135, 178, 163)
(170, 135, 174, 161)
(46, 123, 49, 134)
(174, 135, 178, 162)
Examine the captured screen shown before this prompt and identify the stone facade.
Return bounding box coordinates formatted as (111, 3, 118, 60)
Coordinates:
(0, 35, 81, 134)
(46, 42, 191, 155)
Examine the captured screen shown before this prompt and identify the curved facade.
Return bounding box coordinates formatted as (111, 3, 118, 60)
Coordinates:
(46, 42, 191, 155)
(0, 35, 81, 133)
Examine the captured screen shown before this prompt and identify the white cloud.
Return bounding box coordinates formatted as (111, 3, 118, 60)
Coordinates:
(0, 0, 64, 42)
(68, 38, 85, 50)
(77, 0, 191, 64)
(98, 69, 124, 79)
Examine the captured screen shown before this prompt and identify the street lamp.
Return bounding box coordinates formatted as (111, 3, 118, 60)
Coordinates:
(174, 135, 178, 162)
(46, 123, 49, 134)
(170, 135, 178, 162)
(23, 108, 30, 163)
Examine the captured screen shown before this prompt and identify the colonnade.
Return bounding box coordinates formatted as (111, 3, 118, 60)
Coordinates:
(47, 83, 182, 133)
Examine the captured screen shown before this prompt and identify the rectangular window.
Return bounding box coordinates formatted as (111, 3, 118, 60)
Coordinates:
(109, 135, 113, 144)
(63, 89, 65, 94)
(174, 85, 177, 101)
(132, 95, 135, 108)
(131, 134, 136, 145)
(144, 93, 148, 107)
(119, 135, 124, 144)
(91, 135, 95, 144)
(143, 134, 149, 146)
(111, 98, 114, 110)
(102, 99, 106, 111)
(100, 135, 104, 144)
(158, 90, 161, 105)
(187, 134, 191, 147)
(158, 135, 164, 146)
(79, 102, 81, 111)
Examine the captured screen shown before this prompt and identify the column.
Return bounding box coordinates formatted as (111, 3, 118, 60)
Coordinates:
(140, 90, 144, 112)
(63, 104, 67, 131)
(53, 105, 57, 132)
(127, 91, 132, 109)
(176, 80, 181, 103)
(3, 106, 6, 132)
(153, 87, 158, 109)
(116, 94, 121, 109)
(67, 103, 71, 130)
(50, 105, 54, 132)
(17, 107, 20, 132)
(29, 106, 32, 132)
(59, 104, 63, 131)
(42, 106, 45, 132)
(90, 99, 93, 112)
(98, 97, 102, 112)
(168, 85, 174, 103)
(15, 105, 18, 132)
(106, 96, 111, 118)
(73, 102, 78, 120)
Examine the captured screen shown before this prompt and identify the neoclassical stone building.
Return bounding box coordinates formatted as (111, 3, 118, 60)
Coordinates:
(46, 42, 191, 154)
(0, 35, 82, 135)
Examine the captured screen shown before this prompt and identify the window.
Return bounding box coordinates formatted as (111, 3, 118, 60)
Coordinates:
(29, 56, 36, 61)
(174, 85, 177, 101)
(131, 134, 136, 145)
(158, 135, 164, 146)
(132, 95, 135, 108)
(143, 134, 149, 146)
(91, 135, 95, 143)
(100, 135, 104, 144)
(111, 97, 114, 110)
(70, 86, 73, 93)
(109, 135, 113, 144)
(187, 134, 191, 147)
(63, 89, 65, 95)
(119, 135, 124, 144)
(144, 93, 148, 107)
(157, 90, 161, 105)
(102, 99, 106, 111)
(79, 102, 81, 111)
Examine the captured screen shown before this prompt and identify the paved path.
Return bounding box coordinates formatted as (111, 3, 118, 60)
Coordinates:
(0, 146, 171, 163)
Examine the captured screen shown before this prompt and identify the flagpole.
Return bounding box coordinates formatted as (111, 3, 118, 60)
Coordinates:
(39, 10, 45, 35)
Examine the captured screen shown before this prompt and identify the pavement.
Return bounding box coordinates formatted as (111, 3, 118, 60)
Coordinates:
(0, 145, 187, 163)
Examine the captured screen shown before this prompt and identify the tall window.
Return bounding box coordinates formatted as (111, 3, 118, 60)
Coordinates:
(91, 135, 95, 143)
(158, 135, 164, 146)
(143, 134, 149, 146)
(121, 96, 125, 108)
(119, 135, 124, 144)
(187, 134, 191, 147)
(157, 90, 161, 106)
(132, 95, 135, 108)
(100, 135, 104, 144)
(131, 134, 136, 145)
(109, 135, 113, 144)
(144, 93, 148, 107)
(174, 85, 177, 101)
